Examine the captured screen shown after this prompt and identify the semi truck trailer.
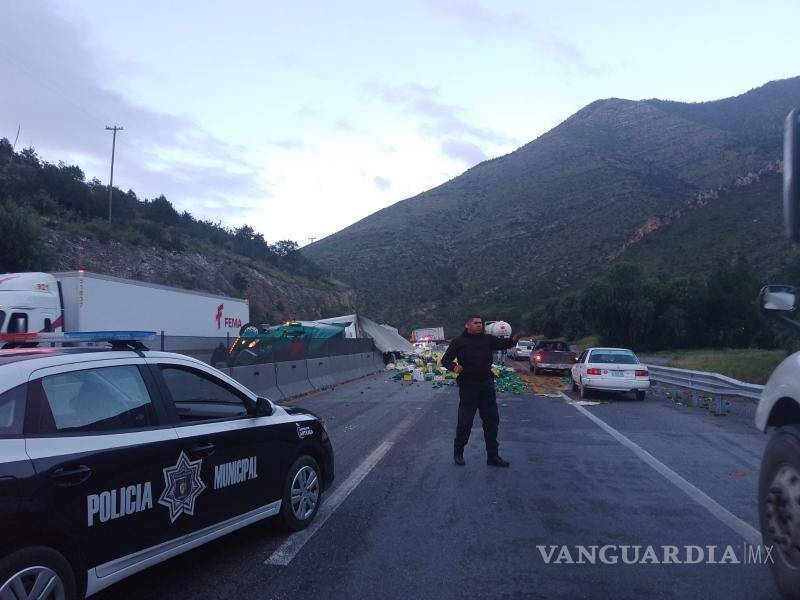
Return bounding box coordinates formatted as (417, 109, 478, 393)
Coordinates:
(0, 271, 249, 337)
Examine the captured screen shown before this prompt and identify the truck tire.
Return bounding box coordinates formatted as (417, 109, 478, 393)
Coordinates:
(0, 545, 76, 600)
(759, 425, 800, 599)
(277, 455, 323, 532)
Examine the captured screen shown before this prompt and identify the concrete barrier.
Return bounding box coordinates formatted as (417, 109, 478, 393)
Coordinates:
(227, 352, 383, 400)
(358, 352, 376, 377)
(328, 355, 354, 384)
(307, 357, 336, 390)
(228, 364, 283, 402)
(276, 360, 314, 398)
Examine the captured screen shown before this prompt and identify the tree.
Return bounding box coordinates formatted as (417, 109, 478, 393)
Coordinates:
(0, 200, 54, 272)
(271, 240, 299, 257)
(146, 195, 181, 226)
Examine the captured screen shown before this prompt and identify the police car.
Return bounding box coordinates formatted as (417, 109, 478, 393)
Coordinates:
(0, 332, 334, 599)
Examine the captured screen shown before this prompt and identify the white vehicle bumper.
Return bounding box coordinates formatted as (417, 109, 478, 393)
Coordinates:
(536, 363, 572, 370)
(584, 377, 650, 392)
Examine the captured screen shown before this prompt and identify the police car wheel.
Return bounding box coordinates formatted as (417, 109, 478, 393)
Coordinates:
(278, 455, 322, 532)
(0, 546, 76, 600)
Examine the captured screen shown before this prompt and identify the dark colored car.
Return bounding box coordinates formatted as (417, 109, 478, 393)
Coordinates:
(529, 340, 578, 375)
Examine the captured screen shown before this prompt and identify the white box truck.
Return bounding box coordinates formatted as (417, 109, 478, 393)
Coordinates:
(0, 271, 249, 336)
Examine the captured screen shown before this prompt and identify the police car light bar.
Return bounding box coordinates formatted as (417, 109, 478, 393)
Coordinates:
(0, 331, 157, 344)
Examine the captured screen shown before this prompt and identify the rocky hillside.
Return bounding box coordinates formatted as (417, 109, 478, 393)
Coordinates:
(305, 77, 800, 336)
(0, 138, 357, 326)
(47, 228, 356, 325)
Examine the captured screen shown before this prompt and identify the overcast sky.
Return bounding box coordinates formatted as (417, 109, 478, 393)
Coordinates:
(1, 1, 798, 245)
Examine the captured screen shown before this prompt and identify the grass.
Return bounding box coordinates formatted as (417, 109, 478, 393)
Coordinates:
(572, 335, 601, 350)
(653, 349, 789, 384)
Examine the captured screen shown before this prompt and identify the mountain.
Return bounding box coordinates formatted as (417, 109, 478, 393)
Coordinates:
(304, 77, 800, 336)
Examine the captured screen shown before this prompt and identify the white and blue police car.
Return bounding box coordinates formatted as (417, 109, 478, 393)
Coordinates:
(0, 332, 333, 599)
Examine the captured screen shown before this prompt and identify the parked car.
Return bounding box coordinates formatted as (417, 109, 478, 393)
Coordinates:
(571, 347, 649, 401)
(508, 339, 534, 360)
(0, 331, 333, 599)
(529, 340, 577, 375)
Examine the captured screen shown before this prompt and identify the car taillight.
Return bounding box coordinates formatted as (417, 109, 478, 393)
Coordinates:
(587, 368, 602, 375)
(635, 370, 648, 377)
(535, 354, 542, 362)
(574, 356, 579, 362)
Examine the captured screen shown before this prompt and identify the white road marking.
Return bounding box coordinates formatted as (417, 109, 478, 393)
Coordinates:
(264, 410, 421, 566)
(558, 392, 762, 546)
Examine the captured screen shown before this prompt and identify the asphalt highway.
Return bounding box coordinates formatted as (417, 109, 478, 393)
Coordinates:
(96, 369, 778, 600)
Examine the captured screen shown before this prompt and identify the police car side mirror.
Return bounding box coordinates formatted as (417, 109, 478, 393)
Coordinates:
(256, 397, 273, 416)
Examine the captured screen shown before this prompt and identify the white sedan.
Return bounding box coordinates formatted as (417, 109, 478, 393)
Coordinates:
(571, 347, 650, 401)
(508, 339, 534, 360)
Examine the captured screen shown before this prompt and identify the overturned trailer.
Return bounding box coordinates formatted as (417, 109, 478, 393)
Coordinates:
(315, 314, 413, 357)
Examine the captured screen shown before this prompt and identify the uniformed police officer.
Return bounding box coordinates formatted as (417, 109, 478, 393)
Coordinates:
(441, 315, 522, 467)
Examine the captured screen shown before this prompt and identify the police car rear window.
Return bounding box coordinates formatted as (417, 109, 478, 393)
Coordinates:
(589, 350, 638, 364)
(0, 384, 25, 437)
(38, 365, 157, 433)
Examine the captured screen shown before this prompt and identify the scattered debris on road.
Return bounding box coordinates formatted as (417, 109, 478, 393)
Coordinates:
(385, 352, 530, 393)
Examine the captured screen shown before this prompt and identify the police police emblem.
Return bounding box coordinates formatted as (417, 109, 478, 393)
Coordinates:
(158, 451, 206, 522)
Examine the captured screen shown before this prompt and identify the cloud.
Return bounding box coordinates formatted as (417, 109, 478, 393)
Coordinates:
(334, 119, 361, 133)
(373, 176, 391, 191)
(439, 139, 487, 167)
(426, 0, 596, 73)
(0, 1, 266, 223)
(274, 139, 306, 150)
(364, 80, 509, 145)
(364, 79, 514, 166)
(295, 105, 319, 118)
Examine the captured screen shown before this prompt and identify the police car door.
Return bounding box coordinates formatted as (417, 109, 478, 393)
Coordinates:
(24, 358, 182, 573)
(149, 358, 281, 529)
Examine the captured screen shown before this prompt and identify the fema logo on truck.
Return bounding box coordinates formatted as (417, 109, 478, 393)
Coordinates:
(216, 303, 242, 330)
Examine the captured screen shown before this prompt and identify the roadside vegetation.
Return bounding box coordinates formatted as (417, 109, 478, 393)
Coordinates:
(526, 260, 800, 356)
(653, 349, 788, 384)
(0, 138, 320, 277)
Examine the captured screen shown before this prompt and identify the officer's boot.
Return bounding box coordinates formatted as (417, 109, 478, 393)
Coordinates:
(453, 447, 465, 466)
(487, 452, 510, 467)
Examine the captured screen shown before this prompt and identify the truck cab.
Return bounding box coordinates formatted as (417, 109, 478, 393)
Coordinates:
(0, 272, 62, 335)
(756, 108, 800, 599)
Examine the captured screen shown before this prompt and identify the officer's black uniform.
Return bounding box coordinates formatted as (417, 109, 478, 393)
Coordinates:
(441, 330, 516, 464)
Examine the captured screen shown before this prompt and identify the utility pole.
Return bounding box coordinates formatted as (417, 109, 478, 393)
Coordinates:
(105, 125, 123, 222)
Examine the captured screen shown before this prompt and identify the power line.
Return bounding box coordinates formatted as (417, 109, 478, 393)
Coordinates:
(105, 126, 123, 222)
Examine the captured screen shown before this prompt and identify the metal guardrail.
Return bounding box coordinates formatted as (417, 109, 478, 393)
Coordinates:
(646, 364, 764, 415)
